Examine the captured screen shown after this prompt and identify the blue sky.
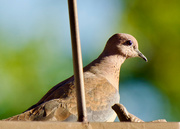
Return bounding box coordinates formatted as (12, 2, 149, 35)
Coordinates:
(0, 0, 122, 57)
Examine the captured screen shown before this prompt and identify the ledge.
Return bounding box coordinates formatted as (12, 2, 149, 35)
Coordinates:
(0, 121, 179, 129)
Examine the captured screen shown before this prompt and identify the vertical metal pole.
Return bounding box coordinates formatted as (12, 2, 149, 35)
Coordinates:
(68, 0, 87, 122)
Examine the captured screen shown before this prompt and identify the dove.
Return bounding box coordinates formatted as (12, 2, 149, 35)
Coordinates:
(4, 33, 147, 122)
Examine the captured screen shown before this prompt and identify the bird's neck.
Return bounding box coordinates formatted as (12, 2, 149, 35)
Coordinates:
(84, 53, 126, 90)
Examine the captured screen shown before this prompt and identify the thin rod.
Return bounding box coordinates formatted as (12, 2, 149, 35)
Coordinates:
(68, 0, 87, 122)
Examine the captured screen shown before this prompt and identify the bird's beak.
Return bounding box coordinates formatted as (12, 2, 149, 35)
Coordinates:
(136, 49, 148, 62)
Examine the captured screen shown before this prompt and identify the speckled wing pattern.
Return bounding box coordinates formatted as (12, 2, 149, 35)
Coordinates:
(5, 72, 119, 122)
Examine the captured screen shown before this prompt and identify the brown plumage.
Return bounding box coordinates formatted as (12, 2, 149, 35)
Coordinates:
(4, 33, 147, 122)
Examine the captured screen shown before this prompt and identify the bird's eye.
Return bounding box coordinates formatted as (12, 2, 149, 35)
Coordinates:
(124, 40, 133, 46)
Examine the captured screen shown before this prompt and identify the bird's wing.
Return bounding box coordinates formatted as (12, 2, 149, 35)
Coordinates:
(4, 79, 76, 121)
(4, 73, 119, 122)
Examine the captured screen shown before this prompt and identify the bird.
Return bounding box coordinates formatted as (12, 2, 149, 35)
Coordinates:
(4, 33, 147, 122)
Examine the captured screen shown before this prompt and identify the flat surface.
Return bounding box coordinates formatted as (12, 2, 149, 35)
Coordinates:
(0, 121, 179, 129)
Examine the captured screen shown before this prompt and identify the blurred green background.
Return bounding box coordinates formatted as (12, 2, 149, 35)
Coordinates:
(0, 0, 180, 121)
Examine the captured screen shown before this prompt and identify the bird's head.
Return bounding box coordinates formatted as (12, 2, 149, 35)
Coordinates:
(104, 33, 148, 62)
